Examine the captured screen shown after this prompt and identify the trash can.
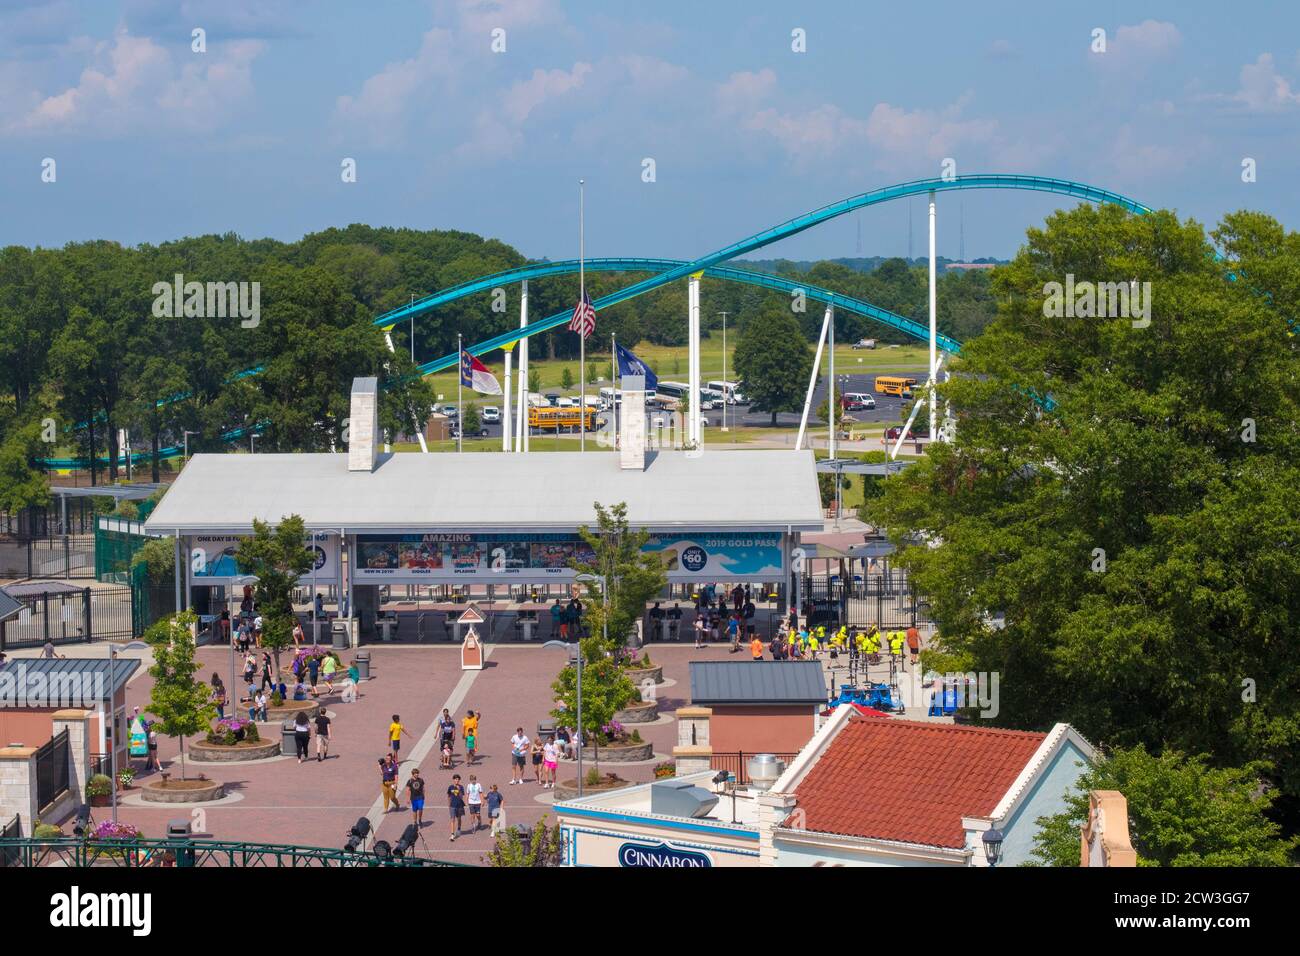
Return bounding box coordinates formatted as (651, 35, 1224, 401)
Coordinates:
(280, 720, 297, 757)
(331, 620, 349, 650)
(166, 819, 195, 867)
(355, 651, 371, 681)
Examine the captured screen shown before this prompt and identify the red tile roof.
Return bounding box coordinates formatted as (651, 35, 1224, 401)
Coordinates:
(788, 716, 1048, 849)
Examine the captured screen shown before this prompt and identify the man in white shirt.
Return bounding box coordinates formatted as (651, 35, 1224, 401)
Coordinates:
(509, 727, 530, 785)
(465, 774, 484, 830)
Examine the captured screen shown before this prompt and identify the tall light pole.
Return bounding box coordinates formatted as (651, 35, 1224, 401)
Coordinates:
(717, 311, 729, 432)
(545, 639, 585, 796)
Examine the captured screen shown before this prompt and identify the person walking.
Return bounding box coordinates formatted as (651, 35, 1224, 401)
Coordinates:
(242, 651, 256, 686)
(211, 674, 227, 720)
(446, 774, 466, 841)
(380, 754, 401, 812)
(320, 653, 338, 694)
(693, 614, 705, 648)
(509, 727, 530, 785)
(465, 774, 484, 831)
(292, 711, 311, 763)
(437, 709, 456, 765)
(486, 784, 505, 836)
(406, 768, 426, 827)
(314, 709, 331, 761)
(750, 634, 764, 661)
(389, 714, 411, 759)
(552, 598, 566, 639)
(727, 614, 740, 653)
(259, 652, 274, 692)
(906, 625, 921, 666)
(306, 654, 320, 696)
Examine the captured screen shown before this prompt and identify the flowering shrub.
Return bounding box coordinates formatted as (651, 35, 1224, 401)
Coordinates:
(206, 717, 260, 745)
(116, 767, 135, 790)
(90, 820, 140, 841)
(652, 762, 676, 779)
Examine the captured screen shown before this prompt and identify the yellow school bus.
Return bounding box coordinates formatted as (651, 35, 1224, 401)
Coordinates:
(528, 405, 595, 431)
(873, 375, 918, 397)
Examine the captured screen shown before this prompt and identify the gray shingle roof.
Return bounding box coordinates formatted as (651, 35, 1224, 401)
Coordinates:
(144, 449, 823, 534)
(0, 657, 140, 707)
(0, 587, 23, 624)
(690, 660, 827, 705)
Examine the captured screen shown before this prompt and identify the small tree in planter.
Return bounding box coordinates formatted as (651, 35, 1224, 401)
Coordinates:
(550, 656, 636, 772)
(488, 815, 565, 867)
(570, 501, 667, 654)
(143, 609, 215, 780)
(236, 514, 314, 681)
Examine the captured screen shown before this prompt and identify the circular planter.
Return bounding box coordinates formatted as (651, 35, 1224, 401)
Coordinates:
(580, 741, 653, 762)
(613, 700, 659, 724)
(622, 665, 663, 686)
(190, 738, 281, 762)
(140, 778, 225, 804)
(264, 700, 321, 722)
(553, 776, 633, 801)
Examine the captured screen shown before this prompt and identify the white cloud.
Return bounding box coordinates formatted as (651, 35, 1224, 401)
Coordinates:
(333, 27, 459, 146)
(10, 28, 263, 134)
(502, 62, 592, 124)
(716, 68, 776, 112)
(1113, 19, 1182, 58)
(1231, 52, 1300, 111)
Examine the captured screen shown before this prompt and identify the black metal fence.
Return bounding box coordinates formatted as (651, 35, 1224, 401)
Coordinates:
(710, 752, 800, 786)
(34, 730, 70, 814)
(0, 815, 19, 867)
(0, 585, 134, 650)
(801, 573, 934, 631)
(1, 500, 102, 537)
(0, 534, 96, 580)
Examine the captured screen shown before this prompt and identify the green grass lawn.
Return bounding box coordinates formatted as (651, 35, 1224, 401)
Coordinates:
(425, 335, 931, 404)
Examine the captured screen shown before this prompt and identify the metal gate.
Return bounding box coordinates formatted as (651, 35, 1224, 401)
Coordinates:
(34, 730, 70, 814)
(0, 815, 19, 867)
(0, 585, 135, 650)
(801, 573, 934, 630)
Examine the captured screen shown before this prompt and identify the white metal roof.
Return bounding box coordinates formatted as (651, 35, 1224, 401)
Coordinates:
(144, 450, 823, 534)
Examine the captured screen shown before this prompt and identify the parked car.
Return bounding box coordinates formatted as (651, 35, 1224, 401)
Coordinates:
(842, 392, 876, 411)
(851, 338, 877, 350)
(482, 406, 501, 423)
(883, 423, 930, 442)
(441, 404, 459, 418)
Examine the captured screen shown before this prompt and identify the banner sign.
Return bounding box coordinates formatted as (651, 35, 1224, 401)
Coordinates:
(353, 533, 596, 581)
(617, 840, 712, 868)
(641, 532, 784, 579)
(352, 532, 783, 582)
(190, 533, 338, 584)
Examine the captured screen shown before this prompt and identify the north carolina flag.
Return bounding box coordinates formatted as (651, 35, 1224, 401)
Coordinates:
(459, 350, 501, 394)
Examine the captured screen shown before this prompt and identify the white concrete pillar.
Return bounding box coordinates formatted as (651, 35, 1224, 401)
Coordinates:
(517, 280, 530, 453)
(928, 190, 938, 441)
(502, 347, 513, 453)
(688, 273, 702, 447)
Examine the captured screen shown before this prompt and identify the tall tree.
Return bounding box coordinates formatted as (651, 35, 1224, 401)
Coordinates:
(733, 305, 813, 425)
(867, 204, 1300, 799)
(570, 502, 667, 653)
(143, 609, 214, 780)
(236, 515, 314, 679)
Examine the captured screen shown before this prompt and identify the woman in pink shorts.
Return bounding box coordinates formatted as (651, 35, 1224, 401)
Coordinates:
(542, 737, 559, 789)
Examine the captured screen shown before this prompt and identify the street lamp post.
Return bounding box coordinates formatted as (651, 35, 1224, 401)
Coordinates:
(545, 570, 605, 799)
(107, 640, 149, 823)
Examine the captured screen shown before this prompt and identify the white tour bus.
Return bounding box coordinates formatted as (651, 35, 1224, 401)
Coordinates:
(706, 380, 747, 404)
(655, 381, 721, 409)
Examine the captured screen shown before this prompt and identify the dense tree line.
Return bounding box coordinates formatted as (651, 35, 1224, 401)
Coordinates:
(0, 222, 999, 508)
(867, 204, 1300, 856)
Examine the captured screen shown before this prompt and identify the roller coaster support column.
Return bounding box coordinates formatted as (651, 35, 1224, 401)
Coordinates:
(796, 304, 832, 451)
(517, 280, 529, 452)
(502, 344, 513, 452)
(928, 190, 938, 441)
(688, 272, 702, 447)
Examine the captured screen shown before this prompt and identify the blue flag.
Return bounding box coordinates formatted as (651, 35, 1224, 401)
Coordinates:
(615, 342, 657, 391)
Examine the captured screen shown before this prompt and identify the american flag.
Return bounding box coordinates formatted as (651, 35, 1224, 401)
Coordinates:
(568, 290, 596, 338)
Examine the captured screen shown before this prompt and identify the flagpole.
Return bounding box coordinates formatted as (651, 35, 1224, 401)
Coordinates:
(457, 333, 463, 454)
(579, 178, 586, 453)
(612, 332, 617, 444)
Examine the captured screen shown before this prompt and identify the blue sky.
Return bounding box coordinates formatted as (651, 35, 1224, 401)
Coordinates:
(2, 0, 1298, 262)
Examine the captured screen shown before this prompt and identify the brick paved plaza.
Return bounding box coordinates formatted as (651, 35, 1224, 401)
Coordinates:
(110, 641, 796, 865)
